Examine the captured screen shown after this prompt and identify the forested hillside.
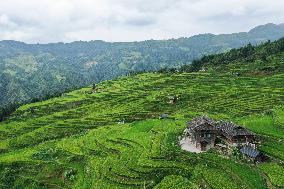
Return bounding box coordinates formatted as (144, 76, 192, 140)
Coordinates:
(1, 23, 284, 110)
(180, 36, 284, 74)
(0, 37, 283, 188)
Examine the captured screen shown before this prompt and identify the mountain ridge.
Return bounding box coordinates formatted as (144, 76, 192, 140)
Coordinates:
(1, 23, 283, 45)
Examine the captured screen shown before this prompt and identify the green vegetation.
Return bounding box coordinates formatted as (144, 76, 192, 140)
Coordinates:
(0, 28, 284, 188)
(0, 67, 283, 188)
(1, 23, 284, 110)
(259, 163, 284, 187)
(180, 38, 284, 74)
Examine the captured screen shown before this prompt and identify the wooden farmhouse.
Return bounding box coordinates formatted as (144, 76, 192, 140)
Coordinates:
(186, 116, 256, 152)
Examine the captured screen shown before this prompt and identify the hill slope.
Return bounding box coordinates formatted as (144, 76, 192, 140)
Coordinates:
(0, 38, 284, 188)
(1, 23, 284, 109)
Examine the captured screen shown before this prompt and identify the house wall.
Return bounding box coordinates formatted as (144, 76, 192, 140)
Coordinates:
(193, 130, 217, 150)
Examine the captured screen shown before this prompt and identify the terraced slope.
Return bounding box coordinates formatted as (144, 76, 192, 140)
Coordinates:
(0, 69, 284, 188)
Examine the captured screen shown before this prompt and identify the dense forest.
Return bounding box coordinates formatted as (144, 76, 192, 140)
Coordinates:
(179, 37, 284, 73)
(1, 23, 284, 112)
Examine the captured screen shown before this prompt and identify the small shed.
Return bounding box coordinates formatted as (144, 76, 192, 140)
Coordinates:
(240, 146, 267, 162)
(159, 114, 169, 119)
(168, 96, 178, 104)
(92, 83, 97, 93)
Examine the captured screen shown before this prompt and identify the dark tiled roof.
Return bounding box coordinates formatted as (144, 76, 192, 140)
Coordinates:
(187, 116, 255, 137)
(217, 121, 255, 137)
(240, 146, 260, 158)
(187, 116, 217, 131)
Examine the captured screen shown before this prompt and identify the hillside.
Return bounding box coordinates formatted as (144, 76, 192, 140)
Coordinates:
(1, 23, 284, 109)
(0, 38, 284, 188)
(180, 36, 284, 74)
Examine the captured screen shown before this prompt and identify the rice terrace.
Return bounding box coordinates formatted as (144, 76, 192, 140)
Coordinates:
(0, 38, 284, 188)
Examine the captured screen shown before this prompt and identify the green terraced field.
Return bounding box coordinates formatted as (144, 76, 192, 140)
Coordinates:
(0, 71, 284, 188)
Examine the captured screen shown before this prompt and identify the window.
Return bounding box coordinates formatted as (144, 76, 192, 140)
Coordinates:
(202, 133, 211, 138)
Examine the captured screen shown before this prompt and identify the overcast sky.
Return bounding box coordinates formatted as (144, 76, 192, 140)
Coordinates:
(0, 0, 283, 43)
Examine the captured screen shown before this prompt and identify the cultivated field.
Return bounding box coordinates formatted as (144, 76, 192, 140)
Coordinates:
(0, 71, 283, 188)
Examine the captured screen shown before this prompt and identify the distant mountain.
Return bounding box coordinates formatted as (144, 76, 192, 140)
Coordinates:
(248, 23, 284, 39)
(1, 23, 284, 109)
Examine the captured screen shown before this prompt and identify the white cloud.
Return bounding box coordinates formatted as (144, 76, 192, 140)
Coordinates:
(0, 0, 283, 43)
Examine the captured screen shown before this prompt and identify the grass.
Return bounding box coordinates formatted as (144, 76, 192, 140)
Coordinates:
(238, 115, 284, 139)
(259, 163, 284, 188)
(0, 71, 283, 188)
(274, 106, 284, 127)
